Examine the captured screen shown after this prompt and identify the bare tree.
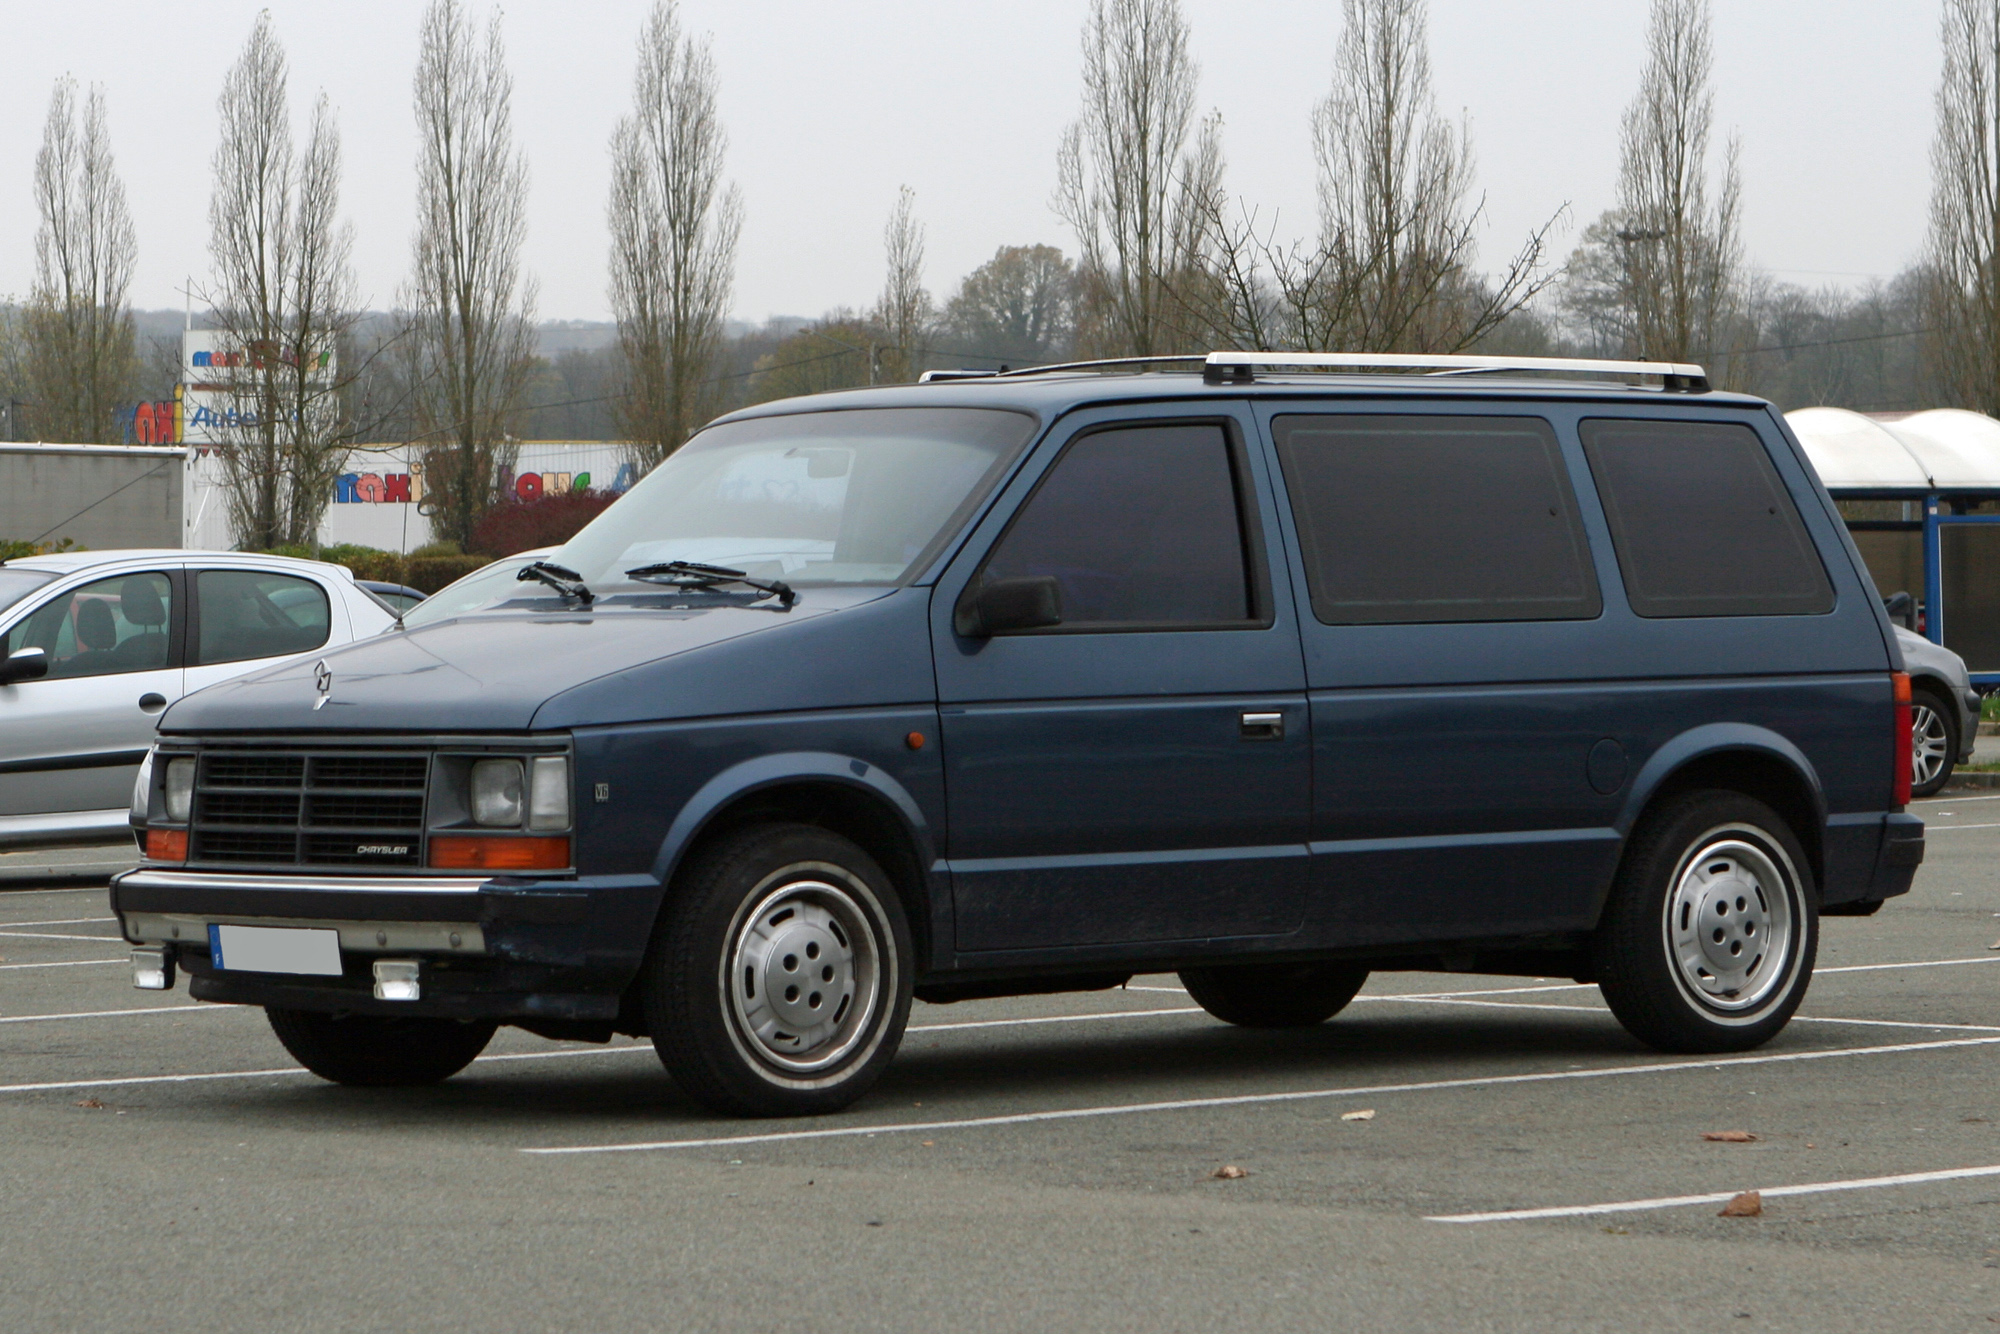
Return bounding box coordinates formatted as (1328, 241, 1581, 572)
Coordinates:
(1175, 0, 1557, 356)
(941, 244, 1078, 367)
(1928, 0, 2000, 414)
(1054, 0, 1222, 358)
(21, 78, 137, 444)
(874, 186, 932, 381)
(608, 0, 741, 471)
(206, 13, 359, 550)
(403, 0, 537, 549)
(1608, 0, 1743, 373)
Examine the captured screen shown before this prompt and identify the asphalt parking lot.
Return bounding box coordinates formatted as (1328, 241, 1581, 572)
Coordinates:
(2, 800, 1997, 1333)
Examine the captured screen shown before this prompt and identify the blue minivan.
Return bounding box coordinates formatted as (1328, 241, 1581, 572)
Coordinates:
(105, 352, 1924, 1116)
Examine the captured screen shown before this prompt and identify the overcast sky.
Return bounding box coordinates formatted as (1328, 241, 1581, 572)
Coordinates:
(0, 0, 1946, 325)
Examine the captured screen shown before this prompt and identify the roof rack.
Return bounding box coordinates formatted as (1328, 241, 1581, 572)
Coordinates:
(1200, 351, 1710, 392)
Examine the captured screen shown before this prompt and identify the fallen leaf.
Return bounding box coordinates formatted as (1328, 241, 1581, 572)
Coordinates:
(1964, 1117, 1990, 1124)
(1212, 1164, 1248, 1180)
(1718, 1190, 1763, 1217)
(1341, 1109, 1376, 1122)
(1702, 1131, 1759, 1143)
(920, 1141, 934, 1147)
(1990, 940, 2000, 951)
(74, 1098, 104, 1109)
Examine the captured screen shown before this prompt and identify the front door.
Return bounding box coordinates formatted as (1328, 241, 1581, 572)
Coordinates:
(933, 408, 1311, 953)
(0, 569, 183, 822)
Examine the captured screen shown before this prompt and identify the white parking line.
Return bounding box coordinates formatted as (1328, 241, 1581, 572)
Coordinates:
(1923, 821, 2000, 831)
(0, 1043, 652, 1096)
(519, 1033, 2000, 1156)
(1364, 993, 2000, 1034)
(911, 1006, 1201, 1034)
(0, 917, 116, 928)
(1819, 955, 2000, 975)
(1914, 793, 2000, 804)
(0, 930, 121, 942)
(1426, 1163, 2000, 1224)
(0, 958, 123, 972)
(0, 1005, 223, 1025)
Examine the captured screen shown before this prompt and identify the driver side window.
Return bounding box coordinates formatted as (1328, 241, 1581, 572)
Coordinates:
(3, 572, 174, 679)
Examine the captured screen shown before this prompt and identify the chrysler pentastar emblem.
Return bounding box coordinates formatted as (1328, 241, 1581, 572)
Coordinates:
(312, 659, 332, 710)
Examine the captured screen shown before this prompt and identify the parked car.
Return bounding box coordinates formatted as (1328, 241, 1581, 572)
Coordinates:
(356, 580, 428, 615)
(0, 550, 396, 846)
(1893, 624, 1978, 797)
(113, 353, 1923, 1117)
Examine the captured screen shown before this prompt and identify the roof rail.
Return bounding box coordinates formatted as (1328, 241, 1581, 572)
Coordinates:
(1201, 351, 1710, 392)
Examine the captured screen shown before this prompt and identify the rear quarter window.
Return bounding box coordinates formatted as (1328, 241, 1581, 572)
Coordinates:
(1580, 418, 1834, 618)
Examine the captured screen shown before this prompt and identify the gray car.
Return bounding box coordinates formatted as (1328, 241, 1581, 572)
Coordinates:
(0, 550, 396, 846)
(1895, 624, 1979, 797)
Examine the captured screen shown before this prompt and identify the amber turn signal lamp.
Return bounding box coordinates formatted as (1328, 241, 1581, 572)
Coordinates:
(145, 828, 188, 862)
(905, 731, 925, 750)
(428, 834, 570, 871)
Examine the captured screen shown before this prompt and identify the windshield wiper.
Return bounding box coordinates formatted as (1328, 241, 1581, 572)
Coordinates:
(624, 560, 797, 608)
(516, 560, 594, 606)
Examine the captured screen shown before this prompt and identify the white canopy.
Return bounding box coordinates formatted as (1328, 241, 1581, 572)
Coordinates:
(1786, 405, 2000, 493)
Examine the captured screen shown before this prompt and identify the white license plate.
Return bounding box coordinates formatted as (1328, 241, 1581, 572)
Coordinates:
(208, 924, 343, 976)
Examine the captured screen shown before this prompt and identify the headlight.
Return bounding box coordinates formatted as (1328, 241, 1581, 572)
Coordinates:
(130, 750, 156, 821)
(162, 758, 195, 824)
(528, 756, 570, 831)
(470, 758, 524, 827)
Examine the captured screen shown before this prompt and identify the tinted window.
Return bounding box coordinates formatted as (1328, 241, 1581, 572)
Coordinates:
(3, 572, 173, 678)
(1580, 419, 1834, 618)
(196, 571, 330, 665)
(981, 423, 1252, 626)
(1273, 415, 1600, 625)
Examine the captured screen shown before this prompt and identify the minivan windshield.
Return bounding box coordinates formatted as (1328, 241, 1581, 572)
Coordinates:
(560, 407, 1034, 593)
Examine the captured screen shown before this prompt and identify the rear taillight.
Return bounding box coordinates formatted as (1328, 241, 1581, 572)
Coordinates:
(1892, 671, 1913, 808)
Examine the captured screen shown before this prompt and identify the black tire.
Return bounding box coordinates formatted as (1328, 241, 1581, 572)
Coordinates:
(1910, 686, 1959, 798)
(265, 1008, 497, 1086)
(643, 823, 913, 1117)
(1592, 791, 1817, 1054)
(1178, 961, 1370, 1028)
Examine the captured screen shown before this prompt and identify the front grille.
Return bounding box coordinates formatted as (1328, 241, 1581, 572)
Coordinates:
(191, 749, 433, 870)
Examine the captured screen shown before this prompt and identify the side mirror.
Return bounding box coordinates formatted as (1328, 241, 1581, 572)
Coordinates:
(955, 576, 1063, 639)
(1884, 591, 1916, 631)
(0, 646, 48, 685)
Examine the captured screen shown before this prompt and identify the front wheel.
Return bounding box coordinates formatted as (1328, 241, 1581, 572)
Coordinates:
(643, 823, 913, 1117)
(1910, 688, 1959, 798)
(1593, 791, 1817, 1053)
(265, 1009, 497, 1086)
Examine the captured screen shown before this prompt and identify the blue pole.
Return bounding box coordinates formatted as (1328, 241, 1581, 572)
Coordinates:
(1924, 493, 1945, 644)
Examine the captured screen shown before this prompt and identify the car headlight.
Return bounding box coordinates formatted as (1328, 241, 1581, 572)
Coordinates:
(528, 756, 570, 831)
(162, 758, 195, 824)
(470, 758, 524, 827)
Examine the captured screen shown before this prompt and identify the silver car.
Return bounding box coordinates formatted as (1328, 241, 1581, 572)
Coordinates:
(0, 550, 396, 846)
(1895, 624, 1980, 797)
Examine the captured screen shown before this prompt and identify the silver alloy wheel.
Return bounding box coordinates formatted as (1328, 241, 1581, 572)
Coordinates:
(1664, 831, 1797, 1013)
(724, 873, 883, 1075)
(1911, 701, 1950, 790)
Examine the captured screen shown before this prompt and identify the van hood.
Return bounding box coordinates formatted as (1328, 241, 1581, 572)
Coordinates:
(161, 586, 903, 734)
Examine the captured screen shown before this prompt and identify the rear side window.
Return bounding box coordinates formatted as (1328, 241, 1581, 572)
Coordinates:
(979, 422, 1253, 627)
(1580, 419, 1834, 618)
(1272, 415, 1600, 625)
(196, 571, 331, 665)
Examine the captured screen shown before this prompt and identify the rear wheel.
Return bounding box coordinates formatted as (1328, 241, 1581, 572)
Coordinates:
(1910, 687, 1958, 798)
(1178, 961, 1369, 1028)
(265, 1008, 497, 1086)
(1593, 791, 1816, 1053)
(643, 823, 913, 1117)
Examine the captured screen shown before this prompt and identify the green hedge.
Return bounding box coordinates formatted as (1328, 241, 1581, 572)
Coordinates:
(246, 543, 494, 594)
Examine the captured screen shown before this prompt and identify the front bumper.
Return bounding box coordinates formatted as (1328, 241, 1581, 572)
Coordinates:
(109, 867, 658, 1023)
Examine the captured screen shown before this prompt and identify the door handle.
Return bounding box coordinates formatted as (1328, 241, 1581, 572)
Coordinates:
(138, 693, 167, 713)
(1239, 710, 1284, 740)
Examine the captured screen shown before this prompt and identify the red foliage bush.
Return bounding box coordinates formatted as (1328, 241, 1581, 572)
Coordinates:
(470, 489, 618, 557)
